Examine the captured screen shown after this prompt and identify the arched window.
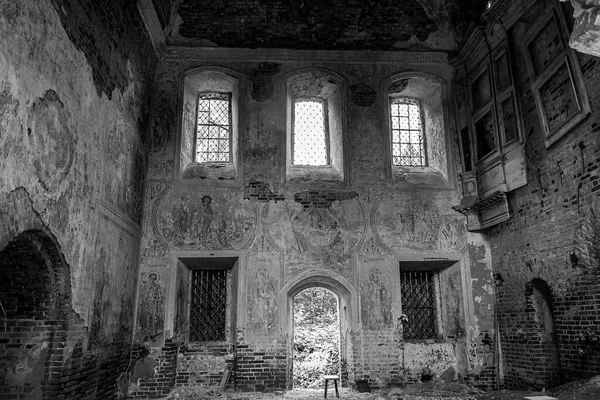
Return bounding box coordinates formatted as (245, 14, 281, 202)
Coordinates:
(177, 68, 241, 183)
(285, 70, 347, 183)
(385, 74, 449, 185)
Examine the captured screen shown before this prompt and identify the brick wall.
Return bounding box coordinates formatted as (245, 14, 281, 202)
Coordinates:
(481, 1, 600, 389)
(176, 0, 435, 50)
(130, 340, 288, 397)
(358, 330, 403, 388)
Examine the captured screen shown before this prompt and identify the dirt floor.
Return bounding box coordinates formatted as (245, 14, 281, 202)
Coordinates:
(159, 376, 600, 400)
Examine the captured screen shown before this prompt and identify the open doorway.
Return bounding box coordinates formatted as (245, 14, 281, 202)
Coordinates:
(292, 287, 340, 389)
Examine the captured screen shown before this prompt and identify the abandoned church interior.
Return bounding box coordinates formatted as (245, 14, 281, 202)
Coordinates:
(3, 0, 600, 398)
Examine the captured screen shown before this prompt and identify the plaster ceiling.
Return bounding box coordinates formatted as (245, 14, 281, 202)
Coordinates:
(153, 0, 490, 51)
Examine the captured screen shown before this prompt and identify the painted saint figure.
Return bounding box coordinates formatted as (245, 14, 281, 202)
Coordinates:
(367, 268, 390, 328)
(138, 272, 165, 340)
(249, 267, 276, 334)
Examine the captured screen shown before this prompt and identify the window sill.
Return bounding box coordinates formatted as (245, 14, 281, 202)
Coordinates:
(181, 162, 239, 183)
(286, 164, 344, 184)
(403, 338, 446, 345)
(391, 166, 450, 188)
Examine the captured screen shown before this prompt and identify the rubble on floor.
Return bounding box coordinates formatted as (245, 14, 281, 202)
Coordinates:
(152, 376, 600, 400)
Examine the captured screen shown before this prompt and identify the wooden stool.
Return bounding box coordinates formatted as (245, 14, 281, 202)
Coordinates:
(323, 375, 339, 398)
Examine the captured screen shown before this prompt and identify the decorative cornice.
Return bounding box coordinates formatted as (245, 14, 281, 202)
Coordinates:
(482, 0, 513, 24)
(452, 26, 489, 71)
(137, 0, 166, 55)
(161, 47, 450, 65)
(452, 190, 509, 231)
(453, 190, 506, 213)
(481, 0, 536, 30)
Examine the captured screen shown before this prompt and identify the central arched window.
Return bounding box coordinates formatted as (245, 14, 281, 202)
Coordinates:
(390, 98, 426, 167)
(292, 98, 328, 166)
(285, 70, 347, 183)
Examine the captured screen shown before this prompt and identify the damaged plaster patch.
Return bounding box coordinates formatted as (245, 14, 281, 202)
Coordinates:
(288, 72, 338, 99)
(27, 89, 75, 193)
(2, 342, 48, 398)
(350, 83, 377, 107)
(250, 62, 281, 103)
(244, 180, 285, 202)
(0, 80, 18, 140)
(129, 351, 158, 390)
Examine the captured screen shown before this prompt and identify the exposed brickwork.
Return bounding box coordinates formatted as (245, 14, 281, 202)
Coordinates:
(177, 0, 435, 50)
(234, 342, 287, 391)
(0, 199, 137, 400)
(130, 340, 287, 397)
(49, 0, 156, 99)
(293, 190, 359, 209)
(250, 63, 281, 103)
(244, 180, 285, 202)
(358, 330, 403, 388)
(130, 341, 178, 397)
(350, 84, 377, 107)
(482, 12, 600, 390)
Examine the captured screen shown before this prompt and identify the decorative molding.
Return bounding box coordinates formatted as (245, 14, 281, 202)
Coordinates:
(143, 239, 168, 258)
(360, 235, 389, 255)
(482, 0, 536, 29)
(452, 26, 489, 72)
(452, 191, 509, 232)
(137, 0, 166, 55)
(100, 202, 142, 238)
(162, 47, 449, 64)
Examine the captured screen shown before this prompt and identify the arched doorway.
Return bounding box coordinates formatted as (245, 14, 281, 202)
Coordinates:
(280, 271, 359, 390)
(0, 230, 70, 399)
(525, 278, 562, 389)
(292, 287, 340, 388)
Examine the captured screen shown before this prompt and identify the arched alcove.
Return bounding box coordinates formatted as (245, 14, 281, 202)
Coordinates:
(280, 271, 359, 390)
(0, 230, 71, 399)
(524, 278, 562, 389)
(0, 189, 79, 400)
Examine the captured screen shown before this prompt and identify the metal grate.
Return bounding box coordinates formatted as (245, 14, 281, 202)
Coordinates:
(190, 269, 227, 342)
(195, 93, 231, 163)
(293, 99, 328, 166)
(391, 98, 426, 167)
(400, 270, 437, 340)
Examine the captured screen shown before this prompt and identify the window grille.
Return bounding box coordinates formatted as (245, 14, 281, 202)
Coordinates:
(293, 99, 328, 166)
(391, 98, 426, 167)
(189, 269, 227, 341)
(400, 270, 437, 340)
(195, 93, 231, 163)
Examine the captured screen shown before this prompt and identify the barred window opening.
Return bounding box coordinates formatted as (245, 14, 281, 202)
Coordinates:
(293, 99, 328, 166)
(195, 92, 231, 163)
(401, 270, 437, 340)
(391, 98, 426, 167)
(190, 269, 227, 342)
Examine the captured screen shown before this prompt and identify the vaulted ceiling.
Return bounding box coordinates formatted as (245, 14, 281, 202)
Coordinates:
(152, 0, 490, 51)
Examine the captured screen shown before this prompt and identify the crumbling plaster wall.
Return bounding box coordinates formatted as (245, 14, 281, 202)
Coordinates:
(0, 0, 155, 398)
(133, 56, 496, 394)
